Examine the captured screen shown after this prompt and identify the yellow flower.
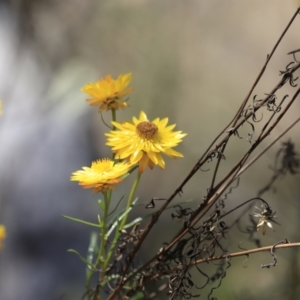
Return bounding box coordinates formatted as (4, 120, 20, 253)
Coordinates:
(105, 111, 187, 173)
(70, 159, 131, 193)
(0, 225, 6, 250)
(81, 73, 134, 112)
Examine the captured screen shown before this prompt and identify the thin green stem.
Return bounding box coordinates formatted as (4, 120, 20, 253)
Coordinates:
(111, 109, 116, 130)
(85, 193, 110, 299)
(107, 109, 117, 202)
(122, 170, 141, 227)
(100, 112, 113, 130)
(99, 193, 109, 278)
(103, 170, 142, 272)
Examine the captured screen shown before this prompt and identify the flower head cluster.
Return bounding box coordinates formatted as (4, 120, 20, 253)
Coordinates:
(70, 159, 131, 193)
(0, 225, 6, 250)
(106, 111, 187, 173)
(81, 73, 134, 112)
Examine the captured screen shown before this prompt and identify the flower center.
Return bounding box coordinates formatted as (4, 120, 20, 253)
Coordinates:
(136, 121, 158, 139)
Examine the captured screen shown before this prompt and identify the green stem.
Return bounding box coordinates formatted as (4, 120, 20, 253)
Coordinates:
(103, 170, 142, 272)
(99, 193, 109, 278)
(121, 170, 141, 228)
(107, 109, 117, 202)
(111, 109, 116, 130)
(85, 193, 110, 299)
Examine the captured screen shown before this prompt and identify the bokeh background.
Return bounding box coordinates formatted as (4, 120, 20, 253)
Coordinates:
(0, 1, 300, 299)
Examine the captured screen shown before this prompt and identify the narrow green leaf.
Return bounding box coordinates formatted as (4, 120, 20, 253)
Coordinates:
(123, 217, 143, 229)
(86, 232, 98, 280)
(107, 197, 139, 237)
(63, 215, 101, 228)
(97, 214, 103, 228)
(97, 199, 105, 211)
(68, 249, 95, 270)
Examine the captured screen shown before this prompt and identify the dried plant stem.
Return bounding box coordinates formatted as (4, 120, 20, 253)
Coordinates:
(166, 88, 300, 252)
(107, 8, 300, 300)
(209, 6, 300, 191)
(147, 242, 300, 282)
(234, 7, 300, 120)
(236, 117, 300, 179)
(195, 241, 300, 264)
(115, 84, 300, 297)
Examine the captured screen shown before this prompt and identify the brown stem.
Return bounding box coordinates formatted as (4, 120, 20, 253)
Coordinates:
(146, 242, 300, 282)
(107, 8, 300, 300)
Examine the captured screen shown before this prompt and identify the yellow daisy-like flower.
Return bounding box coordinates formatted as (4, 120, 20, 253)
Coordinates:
(105, 111, 187, 173)
(81, 73, 134, 112)
(70, 159, 131, 193)
(0, 225, 6, 250)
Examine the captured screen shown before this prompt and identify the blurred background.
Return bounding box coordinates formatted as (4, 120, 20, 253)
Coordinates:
(0, 0, 300, 299)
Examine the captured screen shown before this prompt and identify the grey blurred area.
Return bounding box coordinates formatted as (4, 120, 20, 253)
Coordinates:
(0, 1, 300, 299)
